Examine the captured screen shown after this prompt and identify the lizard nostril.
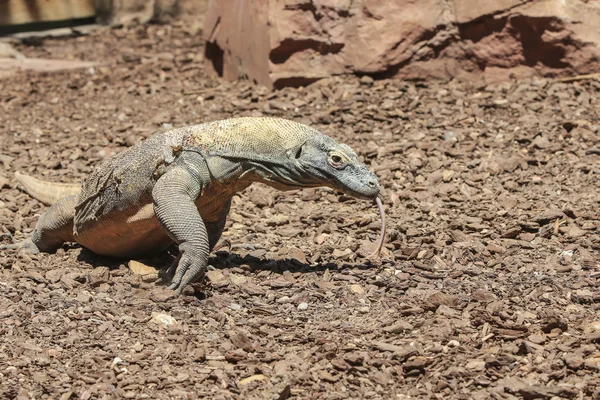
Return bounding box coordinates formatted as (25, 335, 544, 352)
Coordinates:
(367, 180, 377, 188)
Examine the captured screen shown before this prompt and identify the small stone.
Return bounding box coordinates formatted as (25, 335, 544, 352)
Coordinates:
(239, 374, 265, 385)
(555, 265, 573, 273)
(574, 289, 594, 303)
(486, 244, 506, 253)
(344, 353, 365, 365)
(331, 357, 350, 371)
(563, 354, 584, 370)
(384, 321, 414, 333)
(348, 284, 365, 295)
(318, 370, 339, 382)
(528, 334, 546, 344)
(206, 270, 229, 287)
(88, 267, 110, 287)
(465, 360, 486, 371)
(583, 321, 600, 334)
(149, 288, 177, 302)
(150, 312, 178, 327)
(228, 273, 247, 286)
(532, 135, 550, 149)
(26, 270, 46, 283)
(442, 170, 455, 182)
(567, 225, 586, 238)
(225, 349, 247, 363)
(447, 340, 460, 347)
(316, 234, 328, 245)
(267, 382, 291, 400)
(332, 248, 352, 259)
(32, 372, 47, 383)
(129, 260, 159, 277)
(534, 210, 564, 225)
(266, 215, 289, 226)
(76, 292, 92, 303)
(192, 347, 206, 362)
(287, 246, 307, 264)
(437, 304, 459, 317)
(584, 357, 600, 370)
(520, 232, 536, 242)
(471, 290, 495, 302)
(444, 131, 457, 142)
(297, 302, 308, 311)
(229, 330, 254, 352)
(427, 292, 460, 308)
(97, 283, 111, 292)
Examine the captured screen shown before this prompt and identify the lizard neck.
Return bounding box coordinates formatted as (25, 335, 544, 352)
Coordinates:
(204, 154, 319, 194)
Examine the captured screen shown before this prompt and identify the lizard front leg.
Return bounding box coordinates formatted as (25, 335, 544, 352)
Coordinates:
(206, 198, 231, 251)
(163, 198, 231, 282)
(152, 155, 211, 293)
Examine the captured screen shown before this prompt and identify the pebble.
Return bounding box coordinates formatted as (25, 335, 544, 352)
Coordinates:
(444, 131, 457, 142)
(297, 302, 308, 311)
(150, 312, 178, 327)
(528, 334, 546, 344)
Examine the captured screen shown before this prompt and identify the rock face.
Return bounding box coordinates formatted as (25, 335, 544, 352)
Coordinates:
(203, 0, 600, 89)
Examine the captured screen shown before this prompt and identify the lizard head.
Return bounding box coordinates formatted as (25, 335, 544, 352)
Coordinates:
(289, 134, 381, 200)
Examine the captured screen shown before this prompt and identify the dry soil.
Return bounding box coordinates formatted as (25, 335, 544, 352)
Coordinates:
(1, 20, 600, 400)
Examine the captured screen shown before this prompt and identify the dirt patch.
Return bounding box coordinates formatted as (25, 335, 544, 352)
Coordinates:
(1, 20, 600, 399)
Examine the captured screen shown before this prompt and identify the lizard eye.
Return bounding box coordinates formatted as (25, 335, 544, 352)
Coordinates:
(328, 152, 346, 168)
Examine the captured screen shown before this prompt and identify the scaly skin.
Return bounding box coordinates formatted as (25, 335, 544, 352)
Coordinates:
(2, 117, 381, 293)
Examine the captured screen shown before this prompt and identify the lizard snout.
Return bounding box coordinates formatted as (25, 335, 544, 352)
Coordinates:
(352, 172, 380, 199)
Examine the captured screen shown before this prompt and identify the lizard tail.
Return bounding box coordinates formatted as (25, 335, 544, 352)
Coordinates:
(15, 172, 82, 206)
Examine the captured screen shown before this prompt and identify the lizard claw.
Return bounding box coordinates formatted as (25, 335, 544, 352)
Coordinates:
(167, 245, 207, 294)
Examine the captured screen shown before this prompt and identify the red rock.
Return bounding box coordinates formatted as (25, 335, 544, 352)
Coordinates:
(204, 0, 600, 89)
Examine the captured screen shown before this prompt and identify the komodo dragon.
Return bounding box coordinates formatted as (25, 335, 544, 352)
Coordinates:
(1, 117, 385, 293)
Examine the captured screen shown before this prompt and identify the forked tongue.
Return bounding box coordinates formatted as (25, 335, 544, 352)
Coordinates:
(368, 196, 386, 258)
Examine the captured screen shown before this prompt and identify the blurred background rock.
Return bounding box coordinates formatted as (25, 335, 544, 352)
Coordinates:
(1, 0, 599, 88)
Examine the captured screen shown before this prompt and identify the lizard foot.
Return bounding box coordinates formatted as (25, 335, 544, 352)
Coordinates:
(167, 244, 208, 294)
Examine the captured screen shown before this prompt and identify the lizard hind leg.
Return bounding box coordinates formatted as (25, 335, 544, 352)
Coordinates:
(30, 194, 78, 253)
